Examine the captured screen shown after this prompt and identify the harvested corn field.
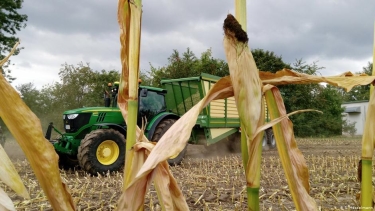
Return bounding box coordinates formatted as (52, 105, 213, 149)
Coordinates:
(2, 137, 365, 210)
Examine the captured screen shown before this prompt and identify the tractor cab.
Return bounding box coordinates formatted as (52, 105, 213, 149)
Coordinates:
(104, 81, 167, 126)
(138, 86, 167, 125)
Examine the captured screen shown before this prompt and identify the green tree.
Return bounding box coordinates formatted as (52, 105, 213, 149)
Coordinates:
(251, 49, 345, 137)
(16, 82, 43, 115)
(149, 48, 229, 87)
(0, 0, 28, 82)
(30, 63, 120, 131)
(252, 48, 291, 72)
(150, 48, 346, 137)
(52, 63, 120, 109)
(290, 84, 344, 137)
(342, 62, 373, 102)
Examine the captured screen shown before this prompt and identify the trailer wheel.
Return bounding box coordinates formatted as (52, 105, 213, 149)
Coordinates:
(226, 132, 241, 153)
(151, 119, 187, 165)
(262, 132, 269, 150)
(78, 129, 125, 175)
(57, 152, 79, 170)
(266, 129, 276, 149)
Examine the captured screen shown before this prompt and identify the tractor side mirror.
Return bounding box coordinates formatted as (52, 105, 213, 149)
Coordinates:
(140, 89, 148, 97)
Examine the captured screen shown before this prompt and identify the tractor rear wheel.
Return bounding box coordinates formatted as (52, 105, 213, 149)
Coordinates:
(151, 119, 187, 165)
(266, 129, 276, 149)
(78, 129, 126, 175)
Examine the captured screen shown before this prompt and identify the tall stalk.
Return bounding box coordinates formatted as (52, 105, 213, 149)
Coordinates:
(117, 0, 142, 190)
(360, 24, 375, 210)
(233, 1, 263, 210)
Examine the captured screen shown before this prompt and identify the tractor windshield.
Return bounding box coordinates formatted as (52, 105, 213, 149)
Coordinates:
(139, 90, 166, 122)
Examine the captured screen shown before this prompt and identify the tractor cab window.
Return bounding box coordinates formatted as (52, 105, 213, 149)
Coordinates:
(139, 90, 166, 122)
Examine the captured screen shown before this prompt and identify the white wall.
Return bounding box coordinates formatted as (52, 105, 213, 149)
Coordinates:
(342, 101, 369, 135)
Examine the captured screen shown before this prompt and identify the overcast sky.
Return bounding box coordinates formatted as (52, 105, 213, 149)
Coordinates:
(8, 0, 375, 89)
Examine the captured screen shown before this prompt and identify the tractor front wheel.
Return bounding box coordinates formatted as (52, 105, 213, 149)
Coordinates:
(151, 119, 187, 165)
(57, 152, 79, 170)
(78, 129, 125, 175)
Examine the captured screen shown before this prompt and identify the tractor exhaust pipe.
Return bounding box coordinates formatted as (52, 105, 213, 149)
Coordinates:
(45, 122, 54, 140)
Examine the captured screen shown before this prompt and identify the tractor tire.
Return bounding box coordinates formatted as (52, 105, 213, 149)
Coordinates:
(57, 153, 79, 170)
(266, 128, 276, 149)
(151, 119, 187, 165)
(262, 131, 269, 150)
(78, 129, 126, 175)
(226, 132, 241, 153)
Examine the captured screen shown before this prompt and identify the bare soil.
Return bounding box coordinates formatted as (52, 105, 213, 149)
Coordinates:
(1, 137, 366, 211)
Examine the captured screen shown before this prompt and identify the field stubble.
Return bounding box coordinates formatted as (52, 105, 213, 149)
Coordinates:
(1, 137, 369, 210)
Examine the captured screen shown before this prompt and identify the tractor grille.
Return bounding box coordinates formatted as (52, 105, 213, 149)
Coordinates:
(64, 113, 92, 133)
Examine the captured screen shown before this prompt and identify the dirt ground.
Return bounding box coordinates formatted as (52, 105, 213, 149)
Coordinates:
(1, 137, 367, 210)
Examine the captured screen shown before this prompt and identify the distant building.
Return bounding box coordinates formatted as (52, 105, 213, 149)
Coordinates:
(341, 101, 369, 135)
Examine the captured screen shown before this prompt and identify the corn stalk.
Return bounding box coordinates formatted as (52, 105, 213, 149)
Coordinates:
(117, 0, 142, 191)
(233, 1, 268, 210)
(360, 25, 375, 210)
(228, 2, 264, 208)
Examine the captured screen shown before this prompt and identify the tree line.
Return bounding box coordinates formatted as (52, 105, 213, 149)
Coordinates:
(14, 63, 120, 132)
(3, 48, 371, 138)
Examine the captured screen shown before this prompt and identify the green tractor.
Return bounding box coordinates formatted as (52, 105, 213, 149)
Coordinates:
(46, 73, 275, 175)
(45, 82, 185, 175)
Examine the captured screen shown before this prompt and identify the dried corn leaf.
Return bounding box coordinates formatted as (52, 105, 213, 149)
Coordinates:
(0, 144, 29, 199)
(265, 86, 318, 210)
(117, 142, 152, 210)
(153, 161, 189, 211)
(117, 138, 189, 210)
(0, 44, 75, 211)
(0, 187, 15, 211)
(245, 99, 264, 187)
(260, 69, 375, 92)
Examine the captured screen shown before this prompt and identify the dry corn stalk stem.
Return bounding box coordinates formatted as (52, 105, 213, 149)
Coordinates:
(116, 0, 190, 210)
(223, 12, 263, 210)
(360, 26, 375, 210)
(116, 0, 142, 192)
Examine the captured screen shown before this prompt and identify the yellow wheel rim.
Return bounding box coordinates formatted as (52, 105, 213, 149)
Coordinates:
(96, 140, 119, 165)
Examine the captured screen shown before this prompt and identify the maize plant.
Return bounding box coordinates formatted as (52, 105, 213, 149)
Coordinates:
(1, 0, 375, 211)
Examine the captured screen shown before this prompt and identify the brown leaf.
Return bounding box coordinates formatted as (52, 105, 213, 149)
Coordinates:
(260, 69, 375, 92)
(265, 86, 317, 210)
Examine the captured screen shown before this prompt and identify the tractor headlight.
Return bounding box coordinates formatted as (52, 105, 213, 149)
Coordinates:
(67, 114, 79, 119)
(63, 114, 66, 119)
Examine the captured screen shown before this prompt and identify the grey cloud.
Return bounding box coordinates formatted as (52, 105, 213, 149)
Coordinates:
(10, 0, 375, 89)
